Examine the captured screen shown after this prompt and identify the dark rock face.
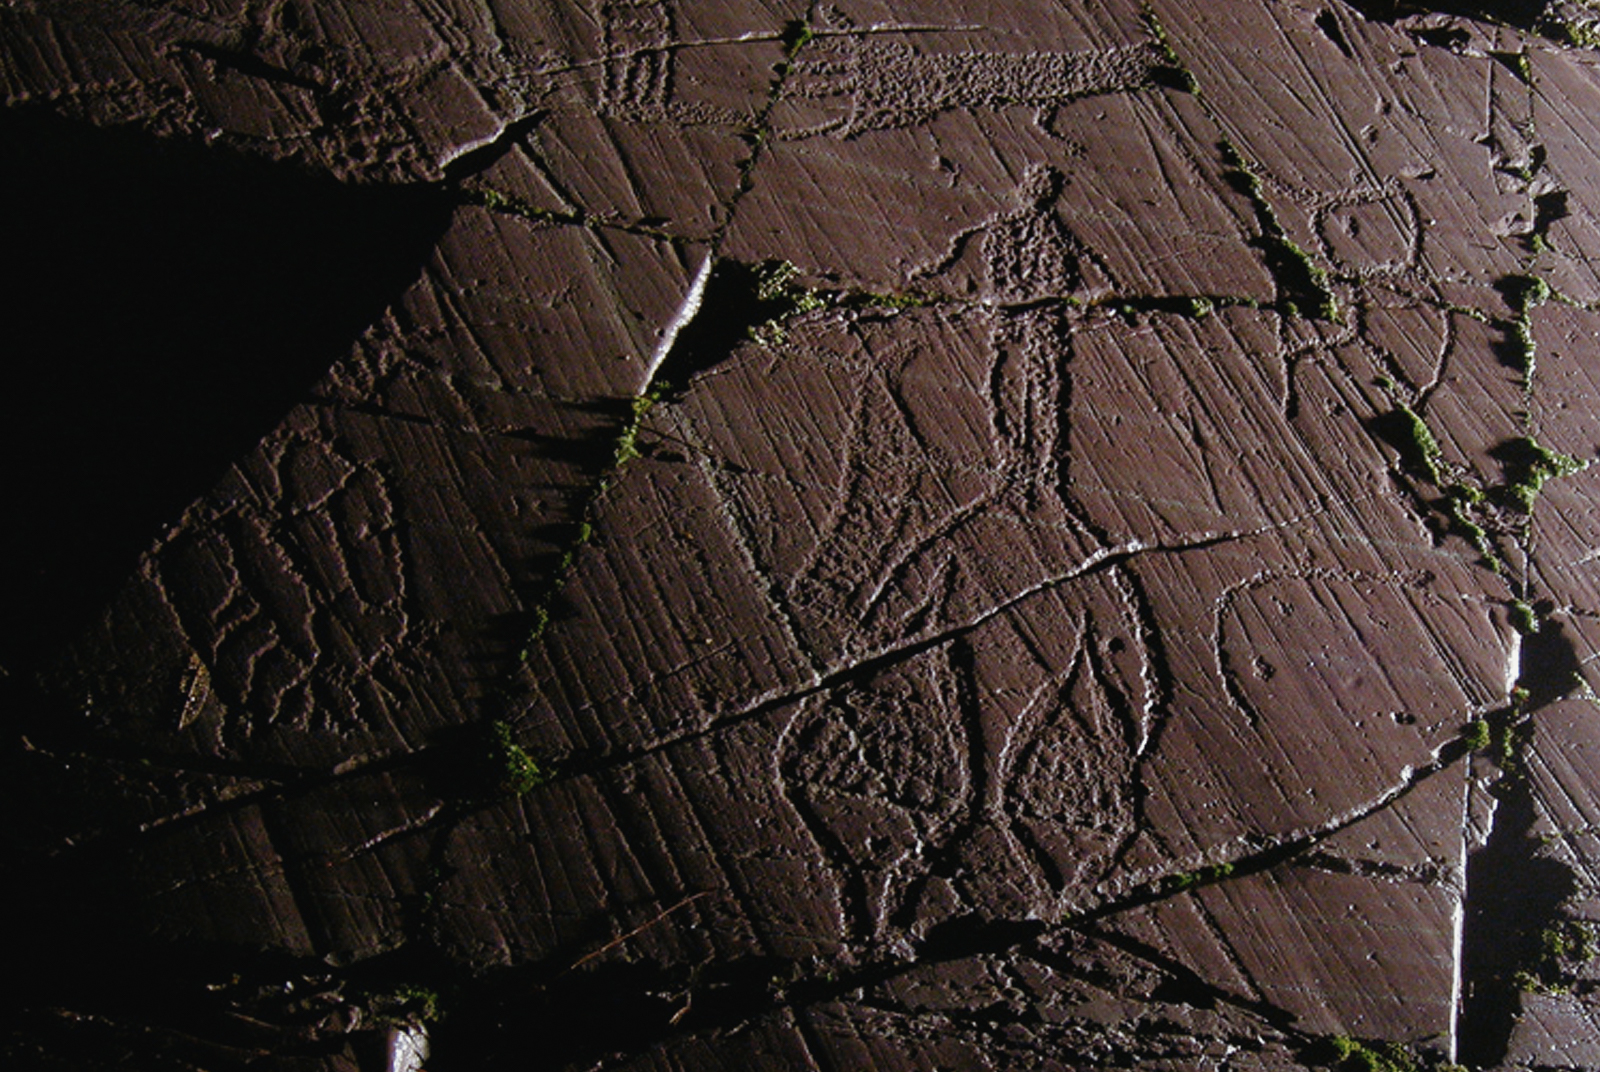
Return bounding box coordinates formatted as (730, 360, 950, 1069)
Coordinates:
(0, 107, 452, 671)
(5, 1, 1600, 1069)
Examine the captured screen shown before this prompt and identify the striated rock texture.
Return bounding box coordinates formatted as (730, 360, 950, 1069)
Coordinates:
(6, 1, 1600, 1069)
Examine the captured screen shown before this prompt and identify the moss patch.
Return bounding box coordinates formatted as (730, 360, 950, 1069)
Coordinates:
(1219, 139, 1340, 321)
(1492, 436, 1587, 512)
(473, 719, 553, 797)
(1372, 403, 1443, 485)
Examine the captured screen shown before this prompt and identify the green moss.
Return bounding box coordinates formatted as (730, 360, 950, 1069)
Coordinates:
(1514, 968, 1570, 995)
(1219, 139, 1340, 321)
(1502, 274, 1551, 386)
(1543, 924, 1576, 958)
(754, 259, 800, 302)
(484, 719, 552, 796)
(1140, 4, 1197, 92)
(780, 18, 814, 59)
(1142, 3, 1177, 52)
(1498, 436, 1587, 512)
(1442, 483, 1499, 567)
(1510, 599, 1539, 635)
(1163, 860, 1236, 894)
(1519, 274, 1551, 307)
(1326, 1036, 1420, 1072)
(1491, 49, 1533, 83)
(522, 605, 551, 653)
(1220, 141, 1259, 193)
(1547, 17, 1600, 48)
(611, 391, 658, 467)
(1525, 438, 1584, 476)
(1512, 319, 1537, 383)
(857, 290, 927, 310)
(748, 259, 828, 343)
(1496, 719, 1528, 766)
(363, 982, 444, 1026)
(1541, 920, 1599, 962)
(1393, 404, 1444, 484)
(1508, 919, 1600, 998)
(466, 185, 579, 227)
(1463, 718, 1491, 751)
(614, 426, 642, 466)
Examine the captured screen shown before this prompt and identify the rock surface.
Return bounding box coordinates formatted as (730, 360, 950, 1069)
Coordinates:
(6, 0, 1600, 1069)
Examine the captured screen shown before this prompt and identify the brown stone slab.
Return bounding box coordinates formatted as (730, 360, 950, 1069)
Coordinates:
(670, 307, 1108, 666)
(1149, 0, 1534, 312)
(737, 13, 1274, 302)
(1110, 861, 1460, 1043)
(1527, 699, 1600, 847)
(40, 209, 698, 762)
(125, 801, 317, 956)
(1531, 300, 1600, 460)
(515, 453, 814, 758)
(1416, 312, 1533, 484)
(1531, 43, 1600, 306)
(13, 1, 1600, 1069)
(1125, 540, 1503, 870)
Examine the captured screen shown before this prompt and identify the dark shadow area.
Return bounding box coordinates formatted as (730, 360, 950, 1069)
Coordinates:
(1490, 277, 1546, 373)
(1366, 408, 1439, 484)
(1412, 21, 1477, 48)
(0, 104, 451, 1069)
(1488, 435, 1589, 516)
(0, 839, 333, 1068)
(0, 898, 504, 1070)
(1457, 773, 1577, 1067)
(916, 914, 1047, 962)
(1533, 189, 1571, 234)
(1316, 9, 1357, 56)
(1490, 325, 1531, 373)
(0, 106, 452, 678)
(1515, 616, 1583, 708)
(477, 396, 643, 665)
(1339, 0, 1549, 27)
(652, 259, 804, 397)
(1493, 271, 1550, 308)
(428, 953, 797, 1072)
(428, 960, 681, 1072)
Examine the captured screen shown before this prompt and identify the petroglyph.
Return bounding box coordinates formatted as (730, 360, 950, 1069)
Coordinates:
(781, 12, 1168, 137)
(968, 166, 1096, 500)
(16, 0, 1600, 1068)
(979, 165, 1085, 303)
(779, 647, 973, 946)
(995, 626, 1141, 902)
(590, 0, 751, 127)
(761, 307, 1109, 668)
(598, 0, 675, 120)
(779, 596, 1149, 946)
